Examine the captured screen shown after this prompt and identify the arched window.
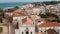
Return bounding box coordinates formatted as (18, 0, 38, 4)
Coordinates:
(31, 32, 32, 34)
(41, 30, 42, 32)
(26, 31, 28, 34)
(22, 32, 23, 34)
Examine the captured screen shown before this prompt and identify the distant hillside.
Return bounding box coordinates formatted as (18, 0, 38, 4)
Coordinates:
(42, 1, 60, 5)
(31, 1, 60, 5)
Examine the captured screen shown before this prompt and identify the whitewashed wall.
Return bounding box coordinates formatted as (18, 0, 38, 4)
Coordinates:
(54, 27, 60, 33)
(15, 29, 19, 34)
(28, 27, 35, 34)
(9, 24, 15, 34)
(19, 23, 35, 34)
(19, 26, 26, 34)
(19, 26, 35, 34)
(39, 27, 54, 32)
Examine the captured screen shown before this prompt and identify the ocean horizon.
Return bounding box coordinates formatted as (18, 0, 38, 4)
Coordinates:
(0, 1, 53, 8)
(0, 2, 32, 8)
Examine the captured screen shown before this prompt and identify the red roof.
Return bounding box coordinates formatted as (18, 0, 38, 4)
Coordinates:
(12, 11, 28, 16)
(39, 22, 60, 27)
(22, 17, 32, 24)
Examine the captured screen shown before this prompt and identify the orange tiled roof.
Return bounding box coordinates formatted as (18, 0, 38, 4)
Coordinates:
(22, 17, 32, 24)
(39, 22, 60, 27)
(12, 11, 28, 16)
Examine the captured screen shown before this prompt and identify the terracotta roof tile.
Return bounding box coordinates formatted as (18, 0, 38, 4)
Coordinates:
(12, 12, 28, 16)
(22, 17, 32, 24)
(39, 22, 60, 27)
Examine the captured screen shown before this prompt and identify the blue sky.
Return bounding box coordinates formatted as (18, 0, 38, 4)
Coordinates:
(0, 0, 52, 3)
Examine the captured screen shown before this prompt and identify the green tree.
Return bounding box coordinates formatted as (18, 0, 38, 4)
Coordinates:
(14, 6, 19, 9)
(39, 14, 48, 18)
(39, 12, 58, 18)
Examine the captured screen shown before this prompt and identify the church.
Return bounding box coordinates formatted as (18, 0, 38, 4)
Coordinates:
(12, 12, 38, 34)
(10, 11, 60, 34)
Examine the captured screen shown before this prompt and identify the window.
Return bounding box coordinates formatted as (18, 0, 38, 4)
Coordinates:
(22, 32, 23, 34)
(33, 23, 34, 24)
(26, 31, 29, 34)
(0, 27, 3, 33)
(41, 30, 42, 32)
(38, 21, 41, 22)
(31, 32, 32, 34)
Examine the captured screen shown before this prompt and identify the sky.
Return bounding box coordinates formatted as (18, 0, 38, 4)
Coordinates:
(0, 0, 52, 3)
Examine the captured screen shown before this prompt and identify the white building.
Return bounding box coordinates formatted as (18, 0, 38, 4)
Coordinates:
(52, 0, 60, 1)
(38, 21, 60, 34)
(33, 6, 45, 14)
(56, 4, 60, 20)
(46, 5, 57, 14)
(12, 11, 36, 34)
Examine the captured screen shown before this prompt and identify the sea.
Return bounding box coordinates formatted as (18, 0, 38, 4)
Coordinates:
(0, 2, 32, 8)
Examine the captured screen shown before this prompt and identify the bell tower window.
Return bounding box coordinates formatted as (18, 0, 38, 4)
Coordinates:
(26, 31, 29, 34)
(31, 32, 32, 34)
(22, 32, 23, 34)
